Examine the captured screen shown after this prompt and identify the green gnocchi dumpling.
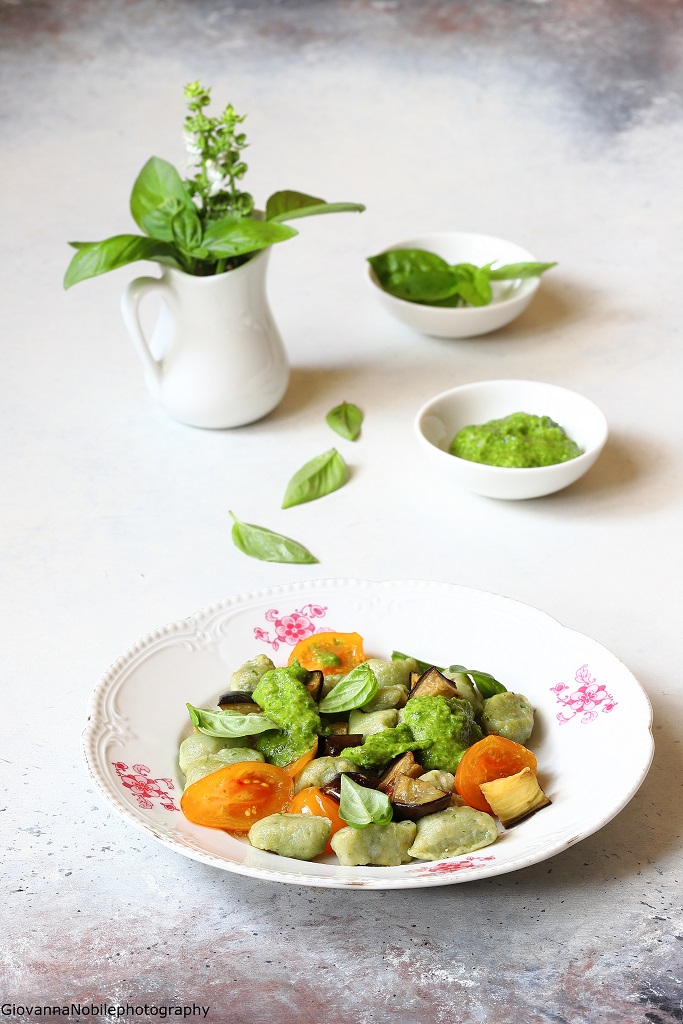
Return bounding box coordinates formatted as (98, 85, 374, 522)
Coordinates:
(178, 732, 246, 775)
(229, 654, 275, 694)
(293, 756, 355, 793)
(407, 806, 498, 861)
(330, 821, 417, 866)
(482, 692, 534, 745)
(248, 813, 331, 860)
(361, 684, 409, 712)
(364, 657, 419, 688)
(183, 747, 264, 788)
(348, 708, 399, 736)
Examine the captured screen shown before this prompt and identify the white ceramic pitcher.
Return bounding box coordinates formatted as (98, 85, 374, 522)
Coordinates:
(121, 249, 289, 428)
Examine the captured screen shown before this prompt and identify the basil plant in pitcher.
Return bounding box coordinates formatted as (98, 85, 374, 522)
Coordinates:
(65, 82, 365, 429)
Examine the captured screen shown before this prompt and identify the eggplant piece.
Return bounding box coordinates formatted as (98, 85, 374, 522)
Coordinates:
(305, 669, 324, 702)
(321, 771, 377, 803)
(377, 751, 424, 796)
(391, 774, 452, 821)
(323, 734, 364, 758)
(479, 767, 551, 828)
(217, 691, 262, 715)
(408, 666, 462, 701)
(325, 721, 350, 736)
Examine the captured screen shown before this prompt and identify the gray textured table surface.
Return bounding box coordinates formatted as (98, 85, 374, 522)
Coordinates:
(2, 2, 681, 1022)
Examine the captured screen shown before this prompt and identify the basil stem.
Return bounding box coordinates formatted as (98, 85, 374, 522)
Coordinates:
(281, 448, 348, 509)
(187, 703, 277, 737)
(338, 774, 393, 828)
(229, 511, 318, 564)
(317, 663, 378, 714)
(326, 401, 363, 442)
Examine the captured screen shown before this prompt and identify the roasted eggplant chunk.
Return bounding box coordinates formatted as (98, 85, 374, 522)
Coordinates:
(304, 669, 324, 702)
(391, 774, 452, 820)
(479, 767, 551, 827)
(323, 734, 365, 757)
(377, 751, 424, 796)
(321, 771, 377, 802)
(408, 666, 462, 701)
(217, 691, 262, 715)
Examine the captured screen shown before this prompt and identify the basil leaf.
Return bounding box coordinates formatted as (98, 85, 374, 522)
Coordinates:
(318, 663, 378, 714)
(266, 190, 365, 222)
(64, 235, 179, 289)
(186, 703, 277, 737)
(392, 651, 445, 674)
(448, 665, 507, 698)
(281, 448, 348, 509)
(326, 401, 363, 442)
(202, 217, 297, 258)
(489, 261, 557, 280)
(130, 156, 196, 242)
(171, 206, 205, 255)
(338, 774, 393, 828)
(368, 249, 461, 303)
(229, 511, 318, 564)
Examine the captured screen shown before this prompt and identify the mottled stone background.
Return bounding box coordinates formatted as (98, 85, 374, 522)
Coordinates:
(1, 1, 682, 1022)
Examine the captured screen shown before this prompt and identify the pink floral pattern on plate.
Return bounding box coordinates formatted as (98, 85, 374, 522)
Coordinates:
(410, 855, 496, 876)
(254, 603, 329, 651)
(550, 664, 618, 724)
(112, 762, 179, 811)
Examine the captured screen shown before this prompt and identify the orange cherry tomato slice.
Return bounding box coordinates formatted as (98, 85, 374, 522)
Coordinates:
(288, 786, 346, 854)
(455, 736, 537, 814)
(289, 631, 365, 676)
(180, 761, 294, 833)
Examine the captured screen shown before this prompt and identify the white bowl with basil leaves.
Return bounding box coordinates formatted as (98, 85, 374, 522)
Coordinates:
(415, 379, 608, 499)
(368, 232, 554, 339)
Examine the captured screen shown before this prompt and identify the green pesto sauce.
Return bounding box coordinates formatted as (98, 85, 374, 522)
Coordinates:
(342, 726, 420, 769)
(401, 696, 482, 774)
(449, 412, 583, 468)
(252, 667, 321, 767)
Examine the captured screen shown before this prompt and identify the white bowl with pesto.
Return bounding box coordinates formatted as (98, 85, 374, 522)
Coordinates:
(368, 232, 543, 338)
(415, 379, 608, 500)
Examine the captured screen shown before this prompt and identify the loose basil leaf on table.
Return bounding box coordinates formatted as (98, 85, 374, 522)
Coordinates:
(448, 665, 507, 697)
(281, 448, 348, 509)
(186, 704, 278, 737)
(63, 235, 180, 289)
(338, 773, 393, 828)
(326, 401, 363, 442)
(318, 663, 379, 714)
(229, 511, 318, 564)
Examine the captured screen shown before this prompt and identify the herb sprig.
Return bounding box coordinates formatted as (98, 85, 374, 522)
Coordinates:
(65, 82, 365, 288)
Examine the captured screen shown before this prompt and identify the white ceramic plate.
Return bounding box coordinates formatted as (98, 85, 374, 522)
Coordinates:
(82, 579, 653, 889)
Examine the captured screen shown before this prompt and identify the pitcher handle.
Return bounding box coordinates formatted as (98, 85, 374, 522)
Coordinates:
(121, 276, 166, 384)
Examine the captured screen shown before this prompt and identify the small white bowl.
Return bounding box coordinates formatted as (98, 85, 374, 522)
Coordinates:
(415, 380, 608, 500)
(368, 232, 543, 339)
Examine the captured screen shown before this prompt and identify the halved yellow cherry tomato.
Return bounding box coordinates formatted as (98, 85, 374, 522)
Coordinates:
(287, 786, 346, 854)
(181, 761, 293, 833)
(289, 631, 365, 676)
